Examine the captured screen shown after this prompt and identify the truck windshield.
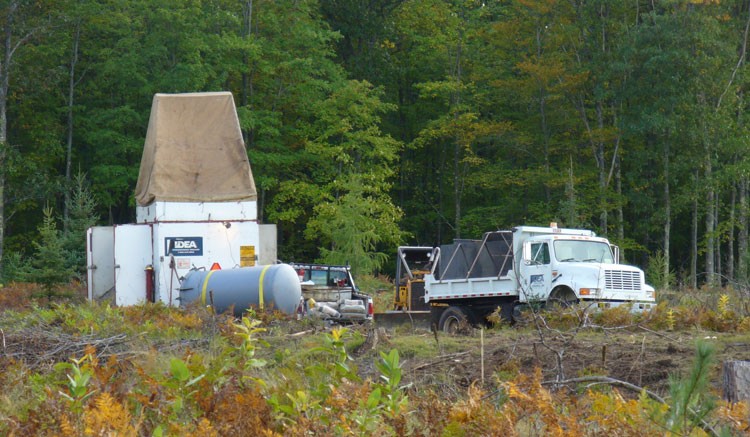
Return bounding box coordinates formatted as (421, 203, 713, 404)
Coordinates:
(553, 240, 614, 263)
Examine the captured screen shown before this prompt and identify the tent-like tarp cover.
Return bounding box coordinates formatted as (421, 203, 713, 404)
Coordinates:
(135, 92, 257, 206)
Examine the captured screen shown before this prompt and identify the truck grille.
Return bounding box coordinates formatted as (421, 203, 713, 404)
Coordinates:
(605, 270, 641, 291)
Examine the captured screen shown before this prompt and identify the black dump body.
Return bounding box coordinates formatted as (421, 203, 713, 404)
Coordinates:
(438, 231, 514, 280)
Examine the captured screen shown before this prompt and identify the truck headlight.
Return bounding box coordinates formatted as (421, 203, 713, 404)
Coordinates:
(579, 288, 600, 296)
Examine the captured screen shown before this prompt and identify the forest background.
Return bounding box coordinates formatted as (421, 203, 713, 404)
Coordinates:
(2, 0, 750, 289)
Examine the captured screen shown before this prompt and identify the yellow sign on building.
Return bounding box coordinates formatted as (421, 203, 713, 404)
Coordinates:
(240, 246, 256, 267)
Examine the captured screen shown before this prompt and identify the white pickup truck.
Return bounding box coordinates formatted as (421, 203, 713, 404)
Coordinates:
(292, 263, 374, 324)
(425, 224, 656, 331)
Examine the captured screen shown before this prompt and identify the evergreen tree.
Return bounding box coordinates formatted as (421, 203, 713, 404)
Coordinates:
(308, 176, 402, 274)
(303, 80, 405, 274)
(62, 172, 98, 280)
(662, 341, 717, 435)
(26, 207, 74, 295)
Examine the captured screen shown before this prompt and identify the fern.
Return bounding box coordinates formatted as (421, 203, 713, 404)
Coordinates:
(718, 294, 730, 319)
(83, 392, 136, 436)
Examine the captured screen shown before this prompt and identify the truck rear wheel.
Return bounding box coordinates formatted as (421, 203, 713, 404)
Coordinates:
(439, 306, 470, 334)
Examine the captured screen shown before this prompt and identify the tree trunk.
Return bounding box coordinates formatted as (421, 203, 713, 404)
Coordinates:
(537, 25, 551, 205)
(705, 147, 716, 287)
(596, 102, 607, 233)
(0, 3, 16, 274)
(566, 156, 576, 226)
(64, 23, 81, 230)
(616, 155, 624, 241)
(734, 8, 750, 281)
(723, 360, 750, 403)
(728, 184, 736, 282)
(452, 20, 464, 239)
(739, 177, 748, 281)
(716, 192, 721, 285)
(691, 172, 698, 288)
(453, 137, 460, 239)
(241, 0, 253, 109)
(663, 140, 671, 286)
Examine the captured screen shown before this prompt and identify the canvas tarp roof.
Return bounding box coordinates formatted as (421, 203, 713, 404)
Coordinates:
(135, 92, 257, 206)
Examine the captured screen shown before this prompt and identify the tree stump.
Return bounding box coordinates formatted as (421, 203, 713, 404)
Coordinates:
(723, 360, 750, 403)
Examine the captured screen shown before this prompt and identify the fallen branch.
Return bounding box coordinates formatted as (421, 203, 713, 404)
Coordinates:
(542, 375, 664, 401)
(638, 325, 680, 343)
(0, 327, 129, 369)
(288, 329, 314, 337)
(410, 351, 471, 372)
(722, 342, 750, 352)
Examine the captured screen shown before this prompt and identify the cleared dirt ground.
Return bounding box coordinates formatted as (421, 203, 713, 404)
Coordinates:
(346, 322, 750, 401)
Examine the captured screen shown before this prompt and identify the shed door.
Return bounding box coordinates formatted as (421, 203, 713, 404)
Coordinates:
(87, 227, 115, 301)
(114, 225, 153, 306)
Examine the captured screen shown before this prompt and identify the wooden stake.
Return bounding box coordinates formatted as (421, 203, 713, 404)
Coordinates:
(481, 327, 485, 384)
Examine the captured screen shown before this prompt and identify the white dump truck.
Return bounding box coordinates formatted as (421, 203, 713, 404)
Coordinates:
(425, 224, 656, 331)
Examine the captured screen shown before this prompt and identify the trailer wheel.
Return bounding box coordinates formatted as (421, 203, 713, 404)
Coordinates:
(439, 306, 470, 334)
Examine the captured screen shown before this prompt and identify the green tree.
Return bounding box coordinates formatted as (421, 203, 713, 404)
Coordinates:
(380, 0, 463, 244)
(307, 177, 402, 274)
(661, 341, 717, 435)
(0, 0, 56, 273)
(76, 0, 209, 223)
(619, 1, 738, 286)
(398, 1, 507, 241)
(304, 80, 405, 274)
(26, 207, 74, 295)
(62, 172, 98, 280)
(223, 0, 354, 262)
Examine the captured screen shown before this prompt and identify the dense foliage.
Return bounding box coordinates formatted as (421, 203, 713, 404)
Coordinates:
(4, 0, 750, 283)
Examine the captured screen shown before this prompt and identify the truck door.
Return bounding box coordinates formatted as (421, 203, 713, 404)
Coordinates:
(521, 241, 552, 301)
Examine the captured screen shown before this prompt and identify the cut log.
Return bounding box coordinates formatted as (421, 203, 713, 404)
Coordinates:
(723, 360, 750, 403)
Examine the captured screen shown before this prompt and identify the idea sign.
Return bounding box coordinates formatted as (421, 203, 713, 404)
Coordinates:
(165, 237, 203, 256)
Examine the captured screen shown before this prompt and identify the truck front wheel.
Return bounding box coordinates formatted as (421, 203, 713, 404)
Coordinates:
(546, 287, 578, 309)
(439, 306, 470, 334)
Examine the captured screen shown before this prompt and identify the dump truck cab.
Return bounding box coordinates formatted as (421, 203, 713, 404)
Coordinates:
(515, 226, 655, 309)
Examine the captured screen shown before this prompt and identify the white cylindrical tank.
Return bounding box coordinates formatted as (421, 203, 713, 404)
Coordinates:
(179, 264, 301, 316)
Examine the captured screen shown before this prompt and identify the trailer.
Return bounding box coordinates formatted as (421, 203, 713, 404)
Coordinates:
(424, 224, 656, 332)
